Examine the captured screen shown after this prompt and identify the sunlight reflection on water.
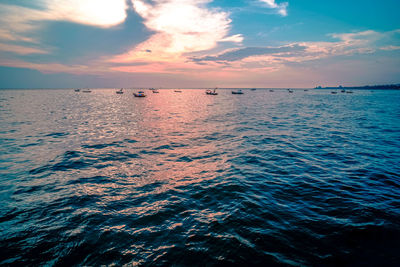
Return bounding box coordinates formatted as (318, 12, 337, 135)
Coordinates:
(1, 88, 400, 265)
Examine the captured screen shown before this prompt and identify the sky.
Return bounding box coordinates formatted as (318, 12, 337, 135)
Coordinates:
(0, 0, 399, 88)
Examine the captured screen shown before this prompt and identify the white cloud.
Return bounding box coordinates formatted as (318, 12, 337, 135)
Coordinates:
(0, 1, 127, 55)
(110, 0, 242, 63)
(259, 0, 288, 16)
(0, 1, 127, 43)
(43, 0, 128, 28)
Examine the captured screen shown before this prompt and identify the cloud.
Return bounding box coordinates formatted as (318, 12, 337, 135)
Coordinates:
(43, 0, 128, 27)
(258, 0, 288, 16)
(0, 1, 127, 50)
(110, 0, 242, 63)
(0, 43, 49, 55)
(28, 28, 394, 80)
(191, 44, 306, 62)
(0, 1, 127, 29)
(0, 0, 245, 77)
(0, 4, 47, 44)
(0, 0, 398, 90)
(380, 45, 400, 51)
(0, 58, 94, 75)
(189, 29, 400, 67)
(328, 30, 383, 45)
(306, 30, 386, 57)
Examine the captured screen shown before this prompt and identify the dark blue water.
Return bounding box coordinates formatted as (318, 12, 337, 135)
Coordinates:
(1, 89, 400, 266)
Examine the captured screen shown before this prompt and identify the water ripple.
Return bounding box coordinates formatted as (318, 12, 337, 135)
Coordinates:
(1, 89, 400, 265)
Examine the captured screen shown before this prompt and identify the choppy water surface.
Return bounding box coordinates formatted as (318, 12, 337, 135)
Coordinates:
(1, 88, 400, 266)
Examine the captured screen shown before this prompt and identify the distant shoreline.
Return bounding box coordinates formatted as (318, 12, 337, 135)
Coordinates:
(1, 85, 400, 90)
(315, 84, 400, 90)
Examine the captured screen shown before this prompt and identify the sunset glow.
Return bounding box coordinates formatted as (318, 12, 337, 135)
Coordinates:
(0, 0, 399, 88)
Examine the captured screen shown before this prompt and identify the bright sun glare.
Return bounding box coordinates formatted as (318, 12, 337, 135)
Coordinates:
(47, 0, 127, 27)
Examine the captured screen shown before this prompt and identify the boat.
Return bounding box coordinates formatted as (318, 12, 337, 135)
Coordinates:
(346, 91, 353, 94)
(251, 88, 256, 91)
(331, 91, 338, 94)
(133, 91, 146, 97)
(82, 89, 92, 93)
(269, 89, 274, 92)
(288, 89, 294, 93)
(341, 89, 346, 93)
(304, 89, 309, 91)
(232, 89, 243, 94)
(174, 90, 182, 93)
(148, 88, 159, 93)
(74, 89, 80, 92)
(116, 88, 124, 94)
(206, 88, 218, 95)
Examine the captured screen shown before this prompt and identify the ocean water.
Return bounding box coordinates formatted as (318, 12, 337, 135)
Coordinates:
(1, 88, 400, 266)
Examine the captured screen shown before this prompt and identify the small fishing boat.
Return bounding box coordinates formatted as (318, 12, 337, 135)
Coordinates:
(251, 88, 256, 91)
(232, 89, 243, 94)
(288, 89, 294, 93)
(269, 89, 274, 92)
(133, 91, 146, 97)
(116, 88, 124, 94)
(82, 89, 92, 93)
(331, 91, 338, 94)
(74, 89, 80, 92)
(152, 89, 159, 93)
(346, 91, 353, 94)
(174, 90, 182, 93)
(341, 89, 346, 93)
(206, 88, 218, 95)
(304, 89, 309, 92)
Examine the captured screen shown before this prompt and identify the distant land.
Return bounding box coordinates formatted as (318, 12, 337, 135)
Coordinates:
(315, 84, 400, 90)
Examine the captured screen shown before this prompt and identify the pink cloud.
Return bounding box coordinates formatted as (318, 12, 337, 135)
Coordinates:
(0, 43, 49, 55)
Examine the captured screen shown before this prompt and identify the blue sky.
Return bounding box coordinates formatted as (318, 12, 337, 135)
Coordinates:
(0, 0, 399, 88)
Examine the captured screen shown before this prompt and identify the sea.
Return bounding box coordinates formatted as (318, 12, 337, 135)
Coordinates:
(1, 88, 400, 266)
